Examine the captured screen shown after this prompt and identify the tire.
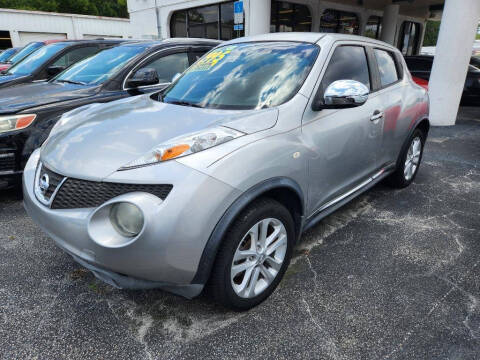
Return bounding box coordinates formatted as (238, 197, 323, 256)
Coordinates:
(387, 128, 426, 188)
(209, 198, 295, 311)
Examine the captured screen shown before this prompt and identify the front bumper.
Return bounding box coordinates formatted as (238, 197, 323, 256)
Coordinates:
(0, 127, 32, 187)
(23, 149, 241, 295)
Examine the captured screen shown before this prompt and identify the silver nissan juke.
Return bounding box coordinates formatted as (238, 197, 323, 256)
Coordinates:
(23, 33, 429, 310)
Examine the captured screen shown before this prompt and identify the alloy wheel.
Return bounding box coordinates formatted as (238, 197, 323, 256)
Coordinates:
(404, 136, 422, 181)
(230, 218, 287, 298)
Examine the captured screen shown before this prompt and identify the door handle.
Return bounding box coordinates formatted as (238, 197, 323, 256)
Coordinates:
(370, 111, 384, 122)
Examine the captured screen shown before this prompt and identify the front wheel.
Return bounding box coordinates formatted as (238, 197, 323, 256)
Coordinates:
(209, 198, 295, 311)
(387, 128, 425, 188)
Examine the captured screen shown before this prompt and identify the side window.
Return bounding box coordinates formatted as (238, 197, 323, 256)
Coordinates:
(318, 45, 370, 98)
(139, 52, 190, 83)
(52, 46, 99, 68)
(374, 49, 399, 87)
(190, 51, 208, 64)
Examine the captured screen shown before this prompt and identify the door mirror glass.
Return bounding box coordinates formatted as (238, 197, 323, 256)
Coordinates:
(172, 72, 181, 83)
(126, 67, 159, 88)
(320, 79, 369, 109)
(46, 65, 65, 77)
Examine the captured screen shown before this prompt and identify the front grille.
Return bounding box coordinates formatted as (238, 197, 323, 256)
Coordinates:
(40, 167, 64, 201)
(0, 152, 15, 173)
(51, 178, 173, 209)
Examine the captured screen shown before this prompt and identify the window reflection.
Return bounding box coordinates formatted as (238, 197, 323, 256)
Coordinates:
(400, 21, 420, 56)
(170, 1, 244, 40)
(163, 42, 319, 110)
(320, 9, 359, 34)
(188, 5, 218, 39)
(365, 16, 382, 39)
(270, 2, 312, 32)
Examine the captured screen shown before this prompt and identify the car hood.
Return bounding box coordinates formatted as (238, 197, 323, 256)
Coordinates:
(0, 73, 27, 85)
(41, 94, 279, 180)
(0, 82, 97, 114)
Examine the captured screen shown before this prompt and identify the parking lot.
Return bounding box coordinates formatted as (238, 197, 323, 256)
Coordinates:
(0, 107, 479, 359)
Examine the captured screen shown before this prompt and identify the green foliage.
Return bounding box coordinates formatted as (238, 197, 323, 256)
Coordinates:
(0, 0, 128, 18)
(424, 20, 440, 47)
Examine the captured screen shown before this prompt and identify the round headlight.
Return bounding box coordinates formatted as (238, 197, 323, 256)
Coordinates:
(109, 202, 144, 237)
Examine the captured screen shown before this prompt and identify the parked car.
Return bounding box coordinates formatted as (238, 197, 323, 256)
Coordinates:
(0, 39, 219, 188)
(411, 75, 429, 90)
(0, 47, 21, 64)
(405, 55, 480, 104)
(23, 33, 429, 310)
(0, 40, 63, 72)
(0, 40, 123, 89)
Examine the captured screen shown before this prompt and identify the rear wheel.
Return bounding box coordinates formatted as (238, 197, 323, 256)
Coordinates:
(387, 128, 425, 188)
(209, 198, 295, 311)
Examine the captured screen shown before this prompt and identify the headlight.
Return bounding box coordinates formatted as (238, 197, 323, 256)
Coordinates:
(109, 202, 144, 237)
(120, 126, 245, 170)
(0, 114, 36, 133)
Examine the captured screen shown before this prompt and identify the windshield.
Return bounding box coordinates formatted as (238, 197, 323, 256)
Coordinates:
(7, 43, 70, 75)
(162, 42, 319, 110)
(0, 48, 17, 63)
(55, 45, 145, 85)
(7, 42, 43, 64)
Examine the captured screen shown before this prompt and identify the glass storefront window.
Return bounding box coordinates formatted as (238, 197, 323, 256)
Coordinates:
(170, 11, 187, 37)
(270, 1, 312, 32)
(188, 5, 218, 39)
(319, 9, 359, 34)
(220, 2, 235, 40)
(399, 21, 421, 56)
(170, 1, 244, 40)
(365, 16, 382, 39)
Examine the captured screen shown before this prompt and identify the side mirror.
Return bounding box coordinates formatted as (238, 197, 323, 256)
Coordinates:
(126, 68, 159, 88)
(46, 66, 65, 77)
(171, 73, 181, 83)
(313, 80, 369, 110)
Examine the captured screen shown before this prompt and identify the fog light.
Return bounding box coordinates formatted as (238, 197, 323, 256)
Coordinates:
(109, 203, 144, 237)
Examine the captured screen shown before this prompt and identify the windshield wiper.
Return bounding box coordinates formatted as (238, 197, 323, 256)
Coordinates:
(165, 100, 203, 108)
(56, 79, 86, 85)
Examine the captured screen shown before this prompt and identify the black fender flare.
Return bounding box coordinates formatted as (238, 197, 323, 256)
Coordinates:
(394, 116, 430, 169)
(190, 177, 305, 285)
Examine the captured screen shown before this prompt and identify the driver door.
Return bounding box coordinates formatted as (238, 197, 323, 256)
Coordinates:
(302, 43, 384, 215)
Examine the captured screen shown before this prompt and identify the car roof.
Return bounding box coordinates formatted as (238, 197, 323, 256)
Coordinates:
(225, 32, 324, 44)
(41, 39, 127, 47)
(116, 38, 221, 50)
(223, 32, 398, 50)
(43, 39, 66, 44)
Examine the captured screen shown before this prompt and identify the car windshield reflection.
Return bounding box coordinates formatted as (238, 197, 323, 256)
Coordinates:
(54, 45, 145, 86)
(162, 42, 319, 110)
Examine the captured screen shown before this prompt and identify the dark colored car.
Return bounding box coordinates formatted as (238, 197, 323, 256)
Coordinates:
(0, 38, 220, 188)
(0, 47, 21, 65)
(0, 40, 63, 72)
(0, 40, 124, 89)
(405, 55, 480, 105)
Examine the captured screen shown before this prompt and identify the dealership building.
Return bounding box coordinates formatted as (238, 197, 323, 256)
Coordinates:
(127, 0, 480, 126)
(0, 8, 131, 48)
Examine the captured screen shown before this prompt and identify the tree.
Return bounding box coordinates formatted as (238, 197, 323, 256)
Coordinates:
(424, 21, 440, 47)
